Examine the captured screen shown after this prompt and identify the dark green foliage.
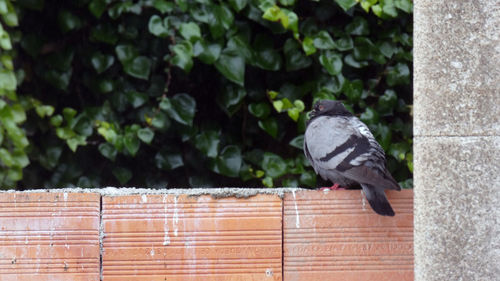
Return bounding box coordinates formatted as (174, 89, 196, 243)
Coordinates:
(2, 0, 413, 189)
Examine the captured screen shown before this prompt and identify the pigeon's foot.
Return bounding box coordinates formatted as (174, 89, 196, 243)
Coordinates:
(320, 183, 345, 191)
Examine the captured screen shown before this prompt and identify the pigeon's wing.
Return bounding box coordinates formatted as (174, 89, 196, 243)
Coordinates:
(335, 118, 400, 191)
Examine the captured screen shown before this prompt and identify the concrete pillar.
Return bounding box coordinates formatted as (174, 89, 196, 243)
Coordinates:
(414, 1, 499, 281)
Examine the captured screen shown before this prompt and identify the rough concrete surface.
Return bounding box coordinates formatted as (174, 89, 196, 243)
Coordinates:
(414, 1, 500, 280)
(414, 1, 500, 137)
(414, 137, 500, 281)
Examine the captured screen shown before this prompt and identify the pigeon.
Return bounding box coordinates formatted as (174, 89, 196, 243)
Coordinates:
(303, 100, 401, 216)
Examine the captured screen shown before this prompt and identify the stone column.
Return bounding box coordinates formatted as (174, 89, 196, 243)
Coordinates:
(414, 1, 499, 281)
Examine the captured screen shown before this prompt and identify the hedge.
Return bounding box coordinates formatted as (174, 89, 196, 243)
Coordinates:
(0, 0, 413, 189)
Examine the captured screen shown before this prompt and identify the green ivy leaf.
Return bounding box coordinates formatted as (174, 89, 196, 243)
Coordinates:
(313, 31, 336, 50)
(0, 148, 14, 167)
(66, 135, 87, 152)
(334, 0, 358, 11)
(302, 36, 316, 56)
(226, 34, 252, 61)
(58, 10, 82, 33)
(125, 91, 146, 108)
(406, 152, 413, 173)
(171, 41, 194, 72)
(193, 40, 222, 64)
(262, 5, 282, 22)
(378, 41, 396, 58)
(1, 1, 18, 27)
(35, 105, 54, 118)
(228, 0, 248, 11)
(6, 167, 22, 182)
(0, 28, 12, 50)
(124, 56, 151, 80)
(10, 150, 29, 168)
(179, 22, 201, 42)
(215, 51, 245, 86)
(248, 102, 271, 118)
(283, 39, 312, 71)
(300, 170, 316, 186)
(148, 15, 168, 37)
(382, 0, 398, 17)
(378, 89, 397, 115)
(211, 145, 242, 177)
(152, 0, 175, 13)
(89, 0, 106, 18)
(162, 93, 196, 126)
(258, 118, 278, 138)
(289, 135, 304, 149)
(343, 79, 363, 102)
(261, 152, 286, 178)
(90, 24, 118, 45)
(112, 167, 132, 184)
(155, 149, 184, 170)
(115, 45, 138, 64)
(346, 17, 370, 36)
(151, 111, 171, 130)
(137, 128, 154, 144)
(395, 0, 413, 13)
(335, 36, 354, 51)
(209, 4, 234, 38)
(344, 54, 369, 68)
(360, 0, 377, 12)
(252, 34, 282, 71)
(123, 133, 140, 156)
(319, 51, 343, 76)
(217, 84, 246, 116)
(0, 69, 17, 90)
(282, 9, 298, 38)
(39, 146, 63, 169)
(287, 108, 301, 121)
(50, 115, 63, 127)
(194, 130, 220, 158)
(262, 176, 273, 187)
(1, 104, 27, 124)
(389, 142, 410, 161)
(386, 63, 410, 86)
(90, 52, 115, 74)
(360, 107, 379, 125)
(375, 124, 392, 151)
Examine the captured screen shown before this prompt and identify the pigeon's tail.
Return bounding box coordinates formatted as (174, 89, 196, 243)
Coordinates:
(361, 184, 395, 216)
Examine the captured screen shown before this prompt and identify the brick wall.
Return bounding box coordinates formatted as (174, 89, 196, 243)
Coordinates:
(0, 189, 413, 281)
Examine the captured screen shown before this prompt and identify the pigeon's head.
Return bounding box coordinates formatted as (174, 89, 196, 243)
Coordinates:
(311, 100, 352, 118)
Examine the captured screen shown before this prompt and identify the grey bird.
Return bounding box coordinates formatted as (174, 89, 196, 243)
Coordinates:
(304, 100, 401, 216)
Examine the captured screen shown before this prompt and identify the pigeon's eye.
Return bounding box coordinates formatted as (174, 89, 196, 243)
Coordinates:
(318, 105, 325, 111)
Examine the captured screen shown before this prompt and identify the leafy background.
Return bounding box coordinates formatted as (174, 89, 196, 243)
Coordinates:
(0, 0, 413, 189)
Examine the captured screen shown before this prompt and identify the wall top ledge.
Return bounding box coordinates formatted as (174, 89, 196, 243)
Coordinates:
(1, 187, 310, 198)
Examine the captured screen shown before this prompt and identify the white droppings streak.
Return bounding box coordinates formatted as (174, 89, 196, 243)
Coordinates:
(141, 194, 147, 203)
(292, 190, 300, 228)
(63, 193, 68, 201)
(361, 190, 367, 211)
(173, 196, 179, 237)
(150, 248, 155, 256)
(162, 195, 170, 245)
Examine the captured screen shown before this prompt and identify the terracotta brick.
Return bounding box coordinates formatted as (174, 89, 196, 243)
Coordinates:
(102, 194, 282, 281)
(284, 189, 413, 281)
(0, 193, 101, 281)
